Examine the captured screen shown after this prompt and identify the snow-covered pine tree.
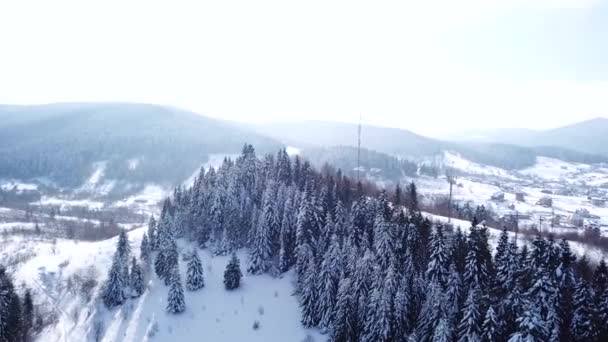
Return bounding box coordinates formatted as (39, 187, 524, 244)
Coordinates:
(102, 253, 126, 308)
(331, 277, 355, 342)
(247, 189, 275, 274)
(593, 259, 608, 299)
(415, 281, 445, 342)
(117, 229, 132, 288)
(166, 265, 186, 314)
(147, 216, 158, 251)
(0, 267, 23, 341)
(425, 224, 448, 288)
(318, 234, 342, 330)
(457, 285, 482, 342)
(186, 249, 205, 291)
(570, 279, 594, 342)
(278, 187, 297, 273)
(362, 282, 393, 342)
(481, 305, 500, 342)
(224, 254, 242, 290)
(373, 212, 394, 272)
(22, 288, 34, 342)
(597, 286, 608, 341)
(300, 255, 320, 328)
(130, 257, 145, 298)
(163, 239, 179, 286)
(508, 304, 548, 342)
(393, 275, 412, 340)
(432, 318, 452, 342)
(140, 234, 150, 265)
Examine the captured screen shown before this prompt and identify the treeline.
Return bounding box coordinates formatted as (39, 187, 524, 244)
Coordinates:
(304, 146, 417, 182)
(0, 267, 38, 342)
(102, 144, 607, 341)
(0, 103, 281, 188)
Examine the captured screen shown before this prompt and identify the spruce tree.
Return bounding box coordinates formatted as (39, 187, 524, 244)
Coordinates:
(22, 288, 34, 342)
(457, 286, 482, 342)
(130, 257, 145, 298)
(102, 253, 126, 308)
(0, 267, 22, 342)
(140, 234, 150, 265)
(166, 266, 186, 314)
(508, 304, 548, 342)
(331, 277, 355, 342)
(570, 279, 593, 342)
(318, 234, 342, 330)
(224, 254, 242, 290)
(186, 249, 205, 291)
(433, 318, 452, 342)
(300, 256, 320, 328)
(147, 216, 158, 251)
(481, 306, 500, 342)
(426, 225, 448, 288)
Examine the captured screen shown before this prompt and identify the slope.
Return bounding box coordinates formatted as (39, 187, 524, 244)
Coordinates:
(447, 117, 608, 156)
(9, 228, 320, 342)
(0, 103, 281, 192)
(254, 120, 605, 170)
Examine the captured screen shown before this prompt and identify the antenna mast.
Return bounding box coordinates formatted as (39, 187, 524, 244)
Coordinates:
(357, 113, 362, 184)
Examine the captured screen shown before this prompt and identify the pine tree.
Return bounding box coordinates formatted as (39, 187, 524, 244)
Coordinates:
(0, 267, 22, 342)
(247, 208, 274, 275)
(433, 318, 452, 342)
(597, 287, 608, 341)
(166, 265, 186, 314)
(300, 255, 320, 328)
(570, 279, 593, 342)
(102, 253, 126, 308)
(224, 254, 242, 290)
(393, 275, 412, 340)
(457, 286, 482, 342)
(22, 288, 34, 342)
(318, 234, 342, 330)
(481, 306, 500, 342)
(331, 277, 355, 342)
(147, 216, 158, 250)
(186, 249, 205, 291)
(117, 229, 132, 286)
(426, 225, 448, 288)
(140, 234, 150, 265)
(508, 304, 548, 342)
(593, 259, 608, 298)
(415, 281, 445, 342)
(130, 257, 145, 298)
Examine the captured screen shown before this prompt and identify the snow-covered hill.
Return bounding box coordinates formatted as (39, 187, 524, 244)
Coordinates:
(9, 229, 321, 342)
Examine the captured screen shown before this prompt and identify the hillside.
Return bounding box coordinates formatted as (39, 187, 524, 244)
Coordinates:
(254, 120, 606, 170)
(447, 117, 608, 156)
(0, 103, 281, 195)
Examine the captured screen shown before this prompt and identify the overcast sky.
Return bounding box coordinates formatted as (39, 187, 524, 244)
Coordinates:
(1, 0, 607, 137)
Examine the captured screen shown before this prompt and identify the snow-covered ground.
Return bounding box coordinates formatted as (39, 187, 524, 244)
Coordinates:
(443, 152, 514, 179)
(35, 197, 106, 210)
(4, 229, 321, 342)
(0, 180, 38, 191)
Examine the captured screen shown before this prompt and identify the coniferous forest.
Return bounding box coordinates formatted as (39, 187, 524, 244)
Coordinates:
(103, 144, 608, 342)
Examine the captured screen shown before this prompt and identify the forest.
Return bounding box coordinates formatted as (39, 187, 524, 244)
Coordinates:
(98, 144, 608, 342)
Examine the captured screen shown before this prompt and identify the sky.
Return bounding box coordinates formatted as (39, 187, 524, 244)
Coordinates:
(1, 0, 607, 137)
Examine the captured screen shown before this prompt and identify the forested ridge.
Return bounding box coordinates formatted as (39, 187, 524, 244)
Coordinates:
(0, 103, 281, 190)
(102, 144, 608, 342)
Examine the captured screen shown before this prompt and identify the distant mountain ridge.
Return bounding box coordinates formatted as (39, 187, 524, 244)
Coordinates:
(0, 103, 281, 196)
(253, 120, 607, 169)
(447, 117, 608, 156)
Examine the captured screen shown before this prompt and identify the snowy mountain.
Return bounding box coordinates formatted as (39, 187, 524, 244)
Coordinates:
(0, 103, 281, 195)
(252, 120, 607, 170)
(447, 117, 608, 156)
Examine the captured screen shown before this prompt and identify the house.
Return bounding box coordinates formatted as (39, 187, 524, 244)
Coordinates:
(591, 197, 606, 207)
(515, 192, 525, 202)
(537, 196, 553, 208)
(491, 191, 505, 202)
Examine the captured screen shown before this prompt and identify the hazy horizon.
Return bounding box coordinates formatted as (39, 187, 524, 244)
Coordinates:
(2, 0, 608, 137)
